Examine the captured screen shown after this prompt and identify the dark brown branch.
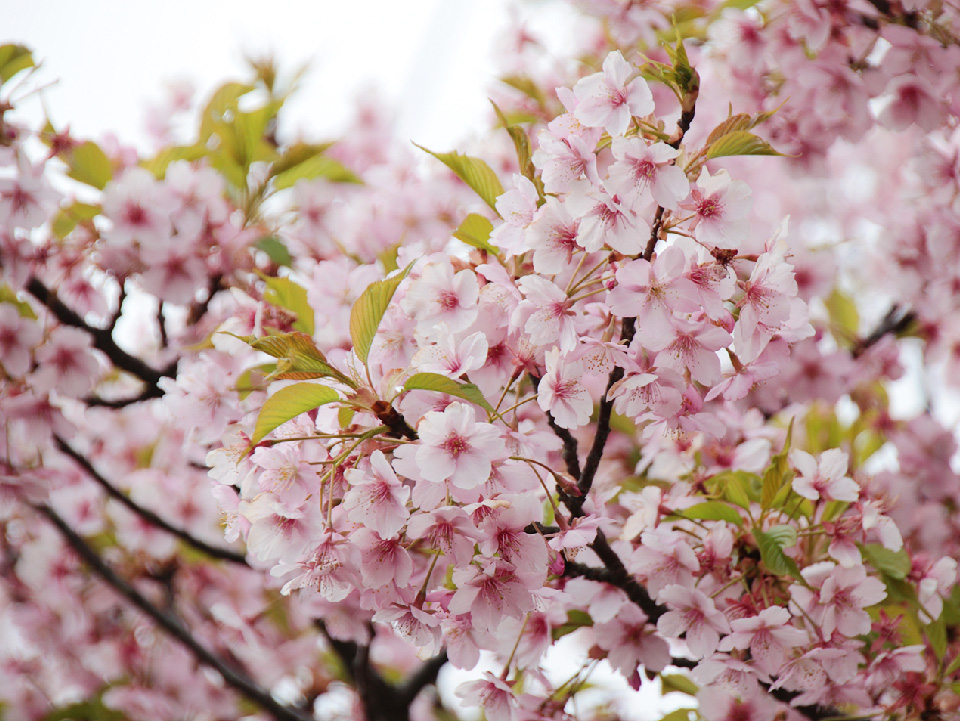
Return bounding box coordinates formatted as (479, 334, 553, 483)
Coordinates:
(35, 503, 311, 721)
(107, 280, 127, 333)
(315, 621, 446, 721)
(852, 304, 915, 358)
(530, 373, 581, 480)
(546, 413, 581, 480)
(54, 435, 249, 566)
(565, 528, 663, 622)
(396, 649, 448, 707)
(26, 276, 177, 398)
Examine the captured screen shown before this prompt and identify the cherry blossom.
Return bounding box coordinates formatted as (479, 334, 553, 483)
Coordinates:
(573, 50, 655, 137)
(537, 348, 592, 429)
(413, 402, 506, 489)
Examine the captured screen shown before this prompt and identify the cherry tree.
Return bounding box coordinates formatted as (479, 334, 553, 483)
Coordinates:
(3, 1, 960, 720)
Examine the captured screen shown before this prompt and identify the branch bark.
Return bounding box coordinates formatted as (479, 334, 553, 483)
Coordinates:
(315, 621, 447, 721)
(54, 435, 249, 566)
(35, 503, 312, 721)
(26, 275, 176, 400)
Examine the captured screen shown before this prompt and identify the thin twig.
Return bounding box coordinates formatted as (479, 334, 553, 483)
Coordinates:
(26, 276, 177, 395)
(34, 503, 311, 721)
(54, 435, 249, 566)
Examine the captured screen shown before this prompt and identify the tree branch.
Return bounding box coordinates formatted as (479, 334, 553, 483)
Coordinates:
(852, 304, 915, 358)
(34, 503, 311, 721)
(26, 275, 176, 398)
(315, 621, 447, 721)
(54, 435, 249, 566)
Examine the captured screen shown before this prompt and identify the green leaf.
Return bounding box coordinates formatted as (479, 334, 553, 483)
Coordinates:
(860, 543, 910, 580)
(658, 709, 696, 721)
(50, 201, 100, 239)
(499, 75, 547, 107)
(414, 143, 505, 214)
(707, 470, 760, 509)
(230, 331, 355, 387)
(927, 614, 947, 659)
(272, 154, 361, 190)
(65, 142, 113, 189)
(762, 419, 794, 510)
(271, 141, 334, 176)
(826, 288, 859, 344)
(140, 143, 208, 178)
(0, 283, 37, 319)
(403, 372, 494, 414)
(676, 501, 743, 527)
(338, 405, 356, 429)
(552, 609, 593, 640)
(491, 101, 543, 198)
(349, 263, 414, 366)
(198, 81, 255, 142)
(706, 130, 783, 159)
(235, 363, 275, 400)
(251, 382, 339, 447)
(660, 674, 698, 696)
(945, 650, 960, 678)
(452, 213, 499, 255)
(755, 526, 801, 578)
(259, 274, 315, 335)
(255, 236, 293, 267)
(0, 44, 34, 84)
(705, 109, 777, 147)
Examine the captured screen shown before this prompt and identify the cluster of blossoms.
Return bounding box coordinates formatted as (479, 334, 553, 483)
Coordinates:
(3, 2, 960, 721)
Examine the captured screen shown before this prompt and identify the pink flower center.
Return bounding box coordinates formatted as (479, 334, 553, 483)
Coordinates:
(125, 203, 149, 226)
(438, 290, 460, 311)
(442, 433, 469, 457)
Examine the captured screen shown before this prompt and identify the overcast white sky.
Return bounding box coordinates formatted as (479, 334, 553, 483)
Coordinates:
(4, 0, 523, 150)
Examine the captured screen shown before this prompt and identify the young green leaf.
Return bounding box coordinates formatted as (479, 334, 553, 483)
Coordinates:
(272, 154, 362, 190)
(65, 142, 113, 190)
(706, 130, 783, 159)
(0, 44, 34, 84)
(755, 526, 801, 578)
(259, 274, 315, 335)
(403, 372, 495, 414)
(250, 382, 340, 447)
(414, 144, 505, 214)
(761, 418, 794, 510)
(675, 500, 744, 527)
(660, 674, 698, 696)
(861, 543, 911, 580)
(349, 263, 414, 366)
(231, 331, 355, 387)
(255, 236, 294, 267)
(452, 213, 499, 255)
(551, 609, 593, 640)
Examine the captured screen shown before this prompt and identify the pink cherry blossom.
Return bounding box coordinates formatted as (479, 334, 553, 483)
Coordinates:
(401, 260, 479, 334)
(684, 170, 751, 250)
(537, 348, 592, 429)
(343, 450, 411, 538)
(415, 402, 506, 489)
(606, 138, 689, 210)
(789, 448, 859, 502)
(789, 562, 887, 638)
(0, 305, 42, 377)
(607, 245, 702, 341)
(718, 606, 808, 676)
(657, 584, 731, 659)
(512, 275, 579, 352)
(573, 50, 654, 136)
(455, 672, 517, 721)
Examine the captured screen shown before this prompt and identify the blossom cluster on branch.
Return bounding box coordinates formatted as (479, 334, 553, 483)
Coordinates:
(3, 2, 960, 721)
